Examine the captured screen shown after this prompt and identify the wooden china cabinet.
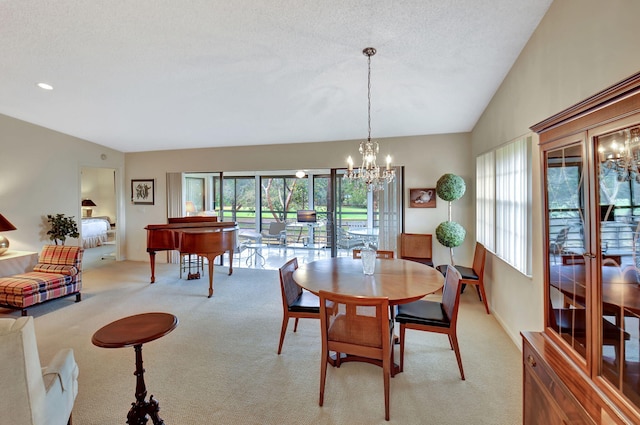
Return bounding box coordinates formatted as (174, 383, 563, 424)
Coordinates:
(526, 72, 640, 424)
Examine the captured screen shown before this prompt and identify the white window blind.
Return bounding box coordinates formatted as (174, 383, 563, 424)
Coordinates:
(476, 152, 495, 251)
(495, 137, 531, 275)
(476, 136, 532, 276)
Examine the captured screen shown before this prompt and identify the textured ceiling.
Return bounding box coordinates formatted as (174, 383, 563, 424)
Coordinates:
(0, 1, 553, 152)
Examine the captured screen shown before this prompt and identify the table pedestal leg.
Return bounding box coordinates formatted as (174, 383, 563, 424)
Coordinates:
(127, 344, 165, 425)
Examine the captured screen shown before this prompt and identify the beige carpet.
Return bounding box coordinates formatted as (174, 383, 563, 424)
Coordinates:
(1, 260, 522, 424)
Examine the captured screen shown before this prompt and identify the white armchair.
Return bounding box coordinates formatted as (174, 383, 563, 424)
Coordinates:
(0, 316, 78, 425)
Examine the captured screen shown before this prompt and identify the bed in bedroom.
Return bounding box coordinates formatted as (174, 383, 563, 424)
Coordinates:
(81, 217, 111, 248)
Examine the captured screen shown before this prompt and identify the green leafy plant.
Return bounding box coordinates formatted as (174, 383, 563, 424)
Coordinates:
(46, 214, 79, 245)
(436, 173, 466, 201)
(436, 221, 466, 248)
(435, 173, 467, 264)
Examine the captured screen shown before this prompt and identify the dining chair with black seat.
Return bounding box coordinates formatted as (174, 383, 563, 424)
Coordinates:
(277, 257, 320, 354)
(399, 233, 433, 267)
(395, 265, 465, 380)
(438, 242, 489, 314)
(352, 249, 394, 259)
(318, 290, 395, 421)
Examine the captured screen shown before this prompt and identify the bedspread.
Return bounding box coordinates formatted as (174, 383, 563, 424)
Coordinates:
(81, 217, 110, 248)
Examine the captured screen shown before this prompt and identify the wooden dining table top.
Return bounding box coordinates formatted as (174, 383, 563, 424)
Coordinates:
(292, 256, 444, 305)
(549, 264, 640, 315)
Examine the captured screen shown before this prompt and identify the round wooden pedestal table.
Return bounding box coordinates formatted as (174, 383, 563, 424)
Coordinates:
(92, 312, 178, 425)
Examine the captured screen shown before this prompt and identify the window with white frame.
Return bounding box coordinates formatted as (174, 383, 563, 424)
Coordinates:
(476, 136, 532, 276)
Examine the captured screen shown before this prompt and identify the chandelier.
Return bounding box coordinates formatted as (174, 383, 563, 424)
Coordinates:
(599, 127, 640, 182)
(344, 47, 395, 191)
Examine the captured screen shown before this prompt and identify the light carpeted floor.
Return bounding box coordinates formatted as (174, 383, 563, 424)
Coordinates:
(1, 258, 522, 424)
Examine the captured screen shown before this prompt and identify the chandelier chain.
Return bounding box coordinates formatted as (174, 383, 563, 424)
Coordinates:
(344, 47, 395, 192)
(367, 51, 372, 142)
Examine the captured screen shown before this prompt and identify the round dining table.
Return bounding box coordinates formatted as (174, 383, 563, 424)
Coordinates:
(292, 256, 444, 304)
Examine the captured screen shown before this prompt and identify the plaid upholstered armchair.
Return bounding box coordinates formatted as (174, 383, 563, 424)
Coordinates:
(0, 245, 83, 316)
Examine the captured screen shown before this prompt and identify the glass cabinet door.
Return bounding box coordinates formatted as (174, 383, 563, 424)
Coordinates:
(545, 143, 588, 360)
(595, 125, 640, 407)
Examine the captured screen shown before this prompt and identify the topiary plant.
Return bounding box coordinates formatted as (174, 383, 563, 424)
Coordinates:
(436, 173, 466, 202)
(46, 214, 79, 245)
(436, 221, 466, 248)
(435, 173, 467, 264)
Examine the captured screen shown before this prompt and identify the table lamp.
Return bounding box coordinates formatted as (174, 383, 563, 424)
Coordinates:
(185, 201, 196, 216)
(0, 214, 17, 256)
(82, 199, 97, 217)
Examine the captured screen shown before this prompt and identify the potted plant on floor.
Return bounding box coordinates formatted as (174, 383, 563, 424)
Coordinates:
(435, 173, 466, 264)
(46, 214, 79, 245)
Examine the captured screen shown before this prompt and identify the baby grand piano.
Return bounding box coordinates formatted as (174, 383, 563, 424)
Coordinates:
(145, 217, 238, 297)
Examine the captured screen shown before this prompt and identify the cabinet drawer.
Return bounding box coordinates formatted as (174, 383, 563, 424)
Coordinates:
(523, 338, 594, 424)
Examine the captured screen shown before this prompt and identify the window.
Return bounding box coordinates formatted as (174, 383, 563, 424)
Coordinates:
(476, 152, 495, 251)
(476, 136, 532, 276)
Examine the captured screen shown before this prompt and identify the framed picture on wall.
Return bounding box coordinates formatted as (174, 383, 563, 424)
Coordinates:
(409, 188, 436, 208)
(131, 179, 155, 205)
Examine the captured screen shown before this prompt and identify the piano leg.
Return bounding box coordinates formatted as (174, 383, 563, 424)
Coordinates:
(228, 251, 234, 275)
(206, 256, 215, 298)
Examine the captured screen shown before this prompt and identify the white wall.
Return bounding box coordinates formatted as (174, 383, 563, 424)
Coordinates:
(124, 133, 473, 263)
(0, 114, 124, 252)
(471, 0, 640, 347)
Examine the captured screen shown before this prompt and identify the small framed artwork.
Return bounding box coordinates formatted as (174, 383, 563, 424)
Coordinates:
(409, 188, 436, 208)
(131, 179, 155, 205)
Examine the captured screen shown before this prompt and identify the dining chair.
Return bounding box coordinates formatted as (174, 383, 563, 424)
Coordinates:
(352, 249, 394, 259)
(549, 226, 571, 264)
(551, 306, 630, 363)
(395, 265, 465, 380)
(262, 221, 287, 246)
(455, 242, 489, 314)
(277, 257, 321, 354)
(399, 233, 433, 267)
(318, 290, 394, 421)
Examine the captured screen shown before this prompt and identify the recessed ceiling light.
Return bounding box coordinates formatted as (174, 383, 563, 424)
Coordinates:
(295, 170, 306, 178)
(36, 82, 53, 90)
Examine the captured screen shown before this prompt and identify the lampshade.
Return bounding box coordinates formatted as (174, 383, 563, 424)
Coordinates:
(82, 199, 97, 207)
(0, 214, 16, 232)
(185, 201, 196, 214)
(0, 214, 16, 256)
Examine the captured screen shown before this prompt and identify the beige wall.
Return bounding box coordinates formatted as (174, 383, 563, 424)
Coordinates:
(471, 0, 640, 346)
(0, 114, 124, 252)
(124, 133, 474, 263)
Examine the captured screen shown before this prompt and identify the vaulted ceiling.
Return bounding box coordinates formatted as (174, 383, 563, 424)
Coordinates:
(0, 1, 553, 152)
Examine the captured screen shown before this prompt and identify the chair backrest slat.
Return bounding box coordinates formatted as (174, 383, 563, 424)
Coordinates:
(352, 249, 394, 259)
(442, 265, 462, 325)
(319, 290, 390, 352)
(279, 258, 302, 307)
(399, 233, 432, 259)
(472, 242, 486, 276)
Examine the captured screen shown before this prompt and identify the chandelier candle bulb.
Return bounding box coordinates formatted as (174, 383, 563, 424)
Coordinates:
(347, 156, 353, 171)
(386, 155, 391, 170)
